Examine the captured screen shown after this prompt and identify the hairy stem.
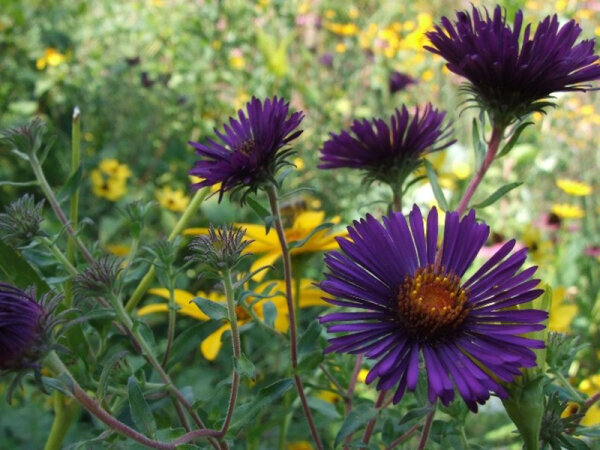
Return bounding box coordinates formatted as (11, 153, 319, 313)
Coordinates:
(219, 269, 241, 437)
(125, 187, 209, 312)
(40, 237, 78, 276)
(456, 125, 505, 216)
(362, 390, 386, 445)
(384, 422, 421, 450)
(416, 407, 436, 450)
(265, 184, 323, 450)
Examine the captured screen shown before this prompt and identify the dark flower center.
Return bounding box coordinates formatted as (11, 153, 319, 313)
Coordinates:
(397, 266, 469, 341)
(234, 139, 256, 155)
(235, 305, 250, 321)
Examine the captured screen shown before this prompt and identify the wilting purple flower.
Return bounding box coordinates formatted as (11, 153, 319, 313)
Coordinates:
(319, 206, 547, 411)
(319, 104, 454, 186)
(0, 283, 45, 371)
(189, 96, 304, 201)
(425, 5, 600, 126)
(389, 71, 416, 94)
(319, 52, 334, 67)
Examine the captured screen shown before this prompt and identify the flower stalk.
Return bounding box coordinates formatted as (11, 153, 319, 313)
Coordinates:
(265, 183, 324, 450)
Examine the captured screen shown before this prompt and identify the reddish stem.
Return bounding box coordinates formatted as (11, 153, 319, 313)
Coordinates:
(362, 390, 387, 444)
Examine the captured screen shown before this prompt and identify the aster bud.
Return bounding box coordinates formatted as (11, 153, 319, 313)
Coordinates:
(540, 393, 585, 448)
(120, 200, 153, 239)
(1, 117, 50, 161)
(187, 224, 252, 273)
(0, 194, 45, 247)
(73, 256, 122, 298)
(0, 283, 59, 373)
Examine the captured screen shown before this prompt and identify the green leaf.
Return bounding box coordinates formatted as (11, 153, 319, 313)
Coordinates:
(245, 197, 274, 233)
(128, 376, 157, 438)
(262, 300, 277, 328)
(167, 322, 219, 371)
(57, 165, 83, 203)
(0, 239, 49, 293)
(192, 296, 228, 321)
(234, 353, 256, 379)
(288, 222, 333, 250)
(472, 118, 486, 170)
(497, 121, 534, 158)
(298, 320, 322, 358)
(334, 408, 377, 447)
(424, 160, 448, 211)
(0, 180, 39, 187)
(97, 350, 129, 403)
(471, 182, 523, 209)
(232, 379, 294, 430)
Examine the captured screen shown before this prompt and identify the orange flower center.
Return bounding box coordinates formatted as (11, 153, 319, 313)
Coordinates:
(235, 305, 251, 321)
(397, 266, 469, 341)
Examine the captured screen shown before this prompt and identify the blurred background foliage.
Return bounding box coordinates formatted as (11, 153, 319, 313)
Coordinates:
(1, 0, 600, 448)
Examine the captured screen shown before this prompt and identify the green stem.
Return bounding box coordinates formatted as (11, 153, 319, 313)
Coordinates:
(161, 275, 177, 367)
(44, 391, 79, 450)
(29, 153, 94, 264)
(266, 184, 323, 450)
(40, 237, 78, 276)
(65, 107, 81, 308)
(219, 269, 241, 436)
(125, 188, 209, 312)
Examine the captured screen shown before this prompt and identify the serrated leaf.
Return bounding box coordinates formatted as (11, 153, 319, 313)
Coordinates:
(288, 222, 333, 250)
(97, 350, 129, 403)
(128, 376, 157, 437)
(497, 121, 534, 158)
(334, 408, 377, 447)
(471, 182, 522, 209)
(234, 353, 256, 379)
(57, 165, 83, 203)
(0, 239, 49, 293)
(192, 296, 228, 321)
(424, 160, 448, 211)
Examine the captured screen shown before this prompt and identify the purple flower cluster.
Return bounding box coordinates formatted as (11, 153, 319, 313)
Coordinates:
(319, 206, 547, 410)
(425, 5, 600, 125)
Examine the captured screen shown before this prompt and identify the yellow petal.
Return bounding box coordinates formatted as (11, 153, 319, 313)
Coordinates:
(201, 324, 230, 360)
(293, 211, 326, 232)
(238, 223, 279, 251)
(582, 403, 600, 426)
(138, 303, 169, 316)
(250, 252, 281, 281)
(298, 280, 329, 307)
(549, 304, 578, 333)
(147, 288, 209, 320)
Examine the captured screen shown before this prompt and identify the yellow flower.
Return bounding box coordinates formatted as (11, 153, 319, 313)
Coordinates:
(421, 69, 434, 82)
(138, 279, 328, 360)
(556, 179, 592, 196)
(358, 368, 369, 383)
(189, 175, 222, 194)
(521, 224, 554, 266)
(90, 170, 128, 201)
(452, 162, 471, 180)
(36, 47, 66, 70)
(293, 157, 305, 170)
(548, 287, 577, 333)
(578, 375, 600, 426)
(324, 22, 359, 36)
(334, 43, 346, 54)
(229, 49, 246, 70)
(287, 442, 314, 450)
(316, 389, 342, 404)
(155, 186, 190, 212)
(552, 203, 585, 219)
(106, 244, 131, 257)
(99, 158, 132, 180)
(186, 211, 345, 281)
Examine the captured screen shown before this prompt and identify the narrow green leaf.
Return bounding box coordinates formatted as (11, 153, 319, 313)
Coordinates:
(128, 376, 157, 437)
(0, 239, 49, 293)
(472, 118, 486, 170)
(471, 182, 523, 209)
(97, 350, 129, 403)
(234, 353, 256, 379)
(0, 180, 39, 187)
(334, 408, 377, 447)
(288, 222, 333, 250)
(231, 379, 293, 430)
(497, 121, 534, 158)
(262, 300, 277, 328)
(192, 296, 228, 321)
(246, 197, 271, 220)
(424, 160, 448, 211)
(56, 165, 83, 203)
(298, 320, 322, 358)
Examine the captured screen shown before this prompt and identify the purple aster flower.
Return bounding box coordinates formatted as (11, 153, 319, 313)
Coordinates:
(319, 104, 454, 187)
(425, 5, 600, 126)
(0, 283, 45, 371)
(389, 71, 416, 94)
(319, 206, 547, 411)
(189, 96, 304, 202)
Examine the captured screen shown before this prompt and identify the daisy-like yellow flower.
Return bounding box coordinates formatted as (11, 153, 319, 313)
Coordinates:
(138, 279, 328, 360)
(186, 211, 345, 281)
(552, 203, 585, 219)
(36, 47, 66, 70)
(316, 389, 342, 404)
(90, 159, 132, 201)
(556, 179, 592, 197)
(521, 224, 554, 266)
(287, 442, 314, 450)
(548, 287, 578, 333)
(324, 22, 359, 36)
(578, 375, 600, 426)
(155, 186, 190, 212)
